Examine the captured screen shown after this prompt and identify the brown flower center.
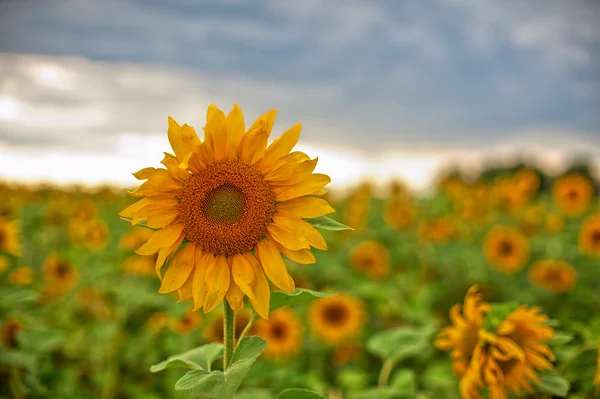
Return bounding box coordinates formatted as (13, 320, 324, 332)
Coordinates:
(566, 189, 579, 201)
(324, 304, 348, 325)
(591, 229, 600, 245)
(179, 159, 275, 256)
(56, 263, 71, 278)
(270, 322, 288, 340)
(498, 240, 514, 256)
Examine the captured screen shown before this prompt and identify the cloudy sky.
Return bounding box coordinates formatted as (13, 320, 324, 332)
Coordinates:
(1, 0, 599, 188)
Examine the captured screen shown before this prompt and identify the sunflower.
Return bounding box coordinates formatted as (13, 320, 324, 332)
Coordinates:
(545, 212, 564, 234)
(528, 259, 577, 293)
(492, 176, 529, 214)
(69, 219, 110, 251)
(204, 310, 252, 344)
(146, 312, 170, 333)
(483, 226, 529, 273)
(513, 168, 540, 198)
(348, 241, 390, 280)
(309, 293, 366, 345)
(0, 217, 20, 256)
(418, 217, 457, 244)
(342, 183, 372, 232)
(552, 173, 594, 217)
(169, 309, 202, 335)
(119, 227, 154, 251)
(42, 255, 78, 297)
(120, 105, 333, 319)
(8, 266, 33, 285)
(1, 318, 23, 349)
(460, 306, 555, 399)
(332, 341, 363, 366)
(122, 255, 155, 276)
(435, 286, 490, 377)
(383, 198, 416, 230)
(251, 307, 303, 360)
(579, 213, 600, 258)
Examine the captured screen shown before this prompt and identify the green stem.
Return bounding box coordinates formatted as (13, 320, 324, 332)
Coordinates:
(378, 357, 399, 387)
(9, 367, 23, 399)
(223, 301, 235, 370)
(235, 313, 259, 349)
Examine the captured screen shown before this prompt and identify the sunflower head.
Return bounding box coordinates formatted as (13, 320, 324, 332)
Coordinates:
(8, 266, 33, 285)
(529, 259, 577, 293)
(435, 286, 490, 377)
(42, 255, 78, 297)
(513, 168, 540, 198)
(545, 212, 565, 234)
(119, 227, 154, 251)
(552, 173, 594, 217)
(120, 105, 334, 319)
(579, 213, 600, 258)
(0, 217, 20, 256)
(251, 307, 303, 360)
(1, 318, 23, 349)
(483, 226, 529, 273)
(145, 312, 170, 333)
(348, 241, 390, 280)
(383, 198, 416, 230)
(309, 293, 366, 346)
(418, 217, 458, 244)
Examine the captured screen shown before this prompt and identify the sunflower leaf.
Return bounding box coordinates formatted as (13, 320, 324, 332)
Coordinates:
(304, 216, 354, 231)
(150, 343, 223, 373)
(269, 289, 333, 312)
(533, 369, 570, 397)
(366, 325, 435, 361)
(278, 388, 325, 399)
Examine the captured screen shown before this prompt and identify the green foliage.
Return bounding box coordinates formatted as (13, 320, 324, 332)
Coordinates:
(533, 369, 571, 397)
(366, 325, 435, 362)
(304, 216, 354, 231)
(277, 388, 325, 399)
(269, 289, 333, 312)
(150, 343, 224, 372)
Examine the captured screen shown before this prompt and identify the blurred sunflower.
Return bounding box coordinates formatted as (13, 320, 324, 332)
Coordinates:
(169, 309, 202, 335)
(69, 219, 110, 251)
(342, 183, 372, 232)
(0, 217, 20, 256)
(76, 288, 112, 320)
(460, 306, 555, 399)
(418, 217, 457, 244)
(552, 173, 594, 217)
(332, 341, 363, 366)
(119, 227, 154, 251)
(383, 199, 416, 230)
(251, 307, 303, 360)
(42, 255, 78, 297)
(0, 256, 8, 274)
(528, 259, 577, 293)
(435, 286, 490, 377)
(309, 294, 365, 345)
(483, 226, 529, 273)
(8, 266, 33, 285)
(579, 213, 600, 258)
(122, 255, 155, 276)
(513, 168, 540, 198)
(1, 318, 23, 349)
(348, 241, 390, 280)
(145, 312, 170, 333)
(492, 176, 529, 214)
(120, 105, 333, 319)
(545, 212, 564, 234)
(204, 310, 252, 344)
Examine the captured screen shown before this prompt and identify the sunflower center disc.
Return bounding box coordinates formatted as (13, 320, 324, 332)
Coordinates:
(592, 230, 600, 245)
(499, 240, 513, 256)
(324, 304, 348, 325)
(179, 159, 276, 256)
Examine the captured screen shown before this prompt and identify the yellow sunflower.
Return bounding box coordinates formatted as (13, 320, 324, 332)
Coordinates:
(122, 255, 155, 276)
(120, 105, 333, 319)
(146, 312, 170, 333)
(169, 309, 202, 335)
(348, 241, 390, 280)
(42, 255, 78, 297)
(418, 217, 458, 244)
(460, 306, 555, 399)
(383, 198, 416, 230)
(579, 213, 600, 258)
(342, 183, 372, 232)
(0, 217, 20, 256)
(545, 212, 564, 234)
(119, 227, 154, 251)
(251, 307, 303, 360)
(513, 168, 540, 198)
(309, 293, 365, 346)
(552, 173, 594, 217)
(528, 259, 577, 293)
(483, 226, 529, 273)
(1, 318, 23, 349)
(435, 286, 490, 377)
(333, 341, 363, 366)
(8, 266, 33, 285)
(204, 310, 252, 344)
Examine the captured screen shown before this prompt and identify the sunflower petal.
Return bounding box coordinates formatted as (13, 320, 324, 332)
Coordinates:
(203, 256, 230, 313)
(180, 124, 201, 154)
(272, 239, 316, 264)
(226, 104, 245, 159)
(273, 215, 327, 250)
(255, 239, 294, 292)
(267, 223, 310, 251)
(239, 109, 277, 165)
(204, 105, 226, 161)
(155, 236, 184, 279)
(119, 198, 151, 221)
(225, 276, 245, 311)
(177, 269, 195, 302)
(168, 117, 185, 160)
(261, 122, 301, 171)
(273, 173, 331, 202)
(231, 254, 257, 302)
(158, 243, 196, 293)
(242, 253, 271, 319)
(192, 251, 214, 311)
(276, 197, 335, 219)
(136, 223, 184, 255)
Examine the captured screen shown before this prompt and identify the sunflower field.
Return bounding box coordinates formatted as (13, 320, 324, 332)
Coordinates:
(1, 106, 600, 399)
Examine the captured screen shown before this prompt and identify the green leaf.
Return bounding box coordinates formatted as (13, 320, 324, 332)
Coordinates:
(174, 337, 266, 399)
(0, 348, 36, 370)
(366, 325, 434, 361)
(150, 343, 224, 373)
(390, 369, 416, 394)
(347, 387, 412, 399)
(549, 332, 574, 346)
(236, 389, 274, 399)
(304, 216, 354, 231)
(278, 388, 325, 399)
(269, 289, 333, 312)
(0, 287, 39, 308)
(533, 369, 570, 397)
(18, 329, 63, 353)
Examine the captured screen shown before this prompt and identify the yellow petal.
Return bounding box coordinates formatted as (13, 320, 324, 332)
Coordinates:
(226, 104, 245, 159)
(273, 173, 331, 202)
(273, 215, 327, 250)
(204, 105, 226, 160)
(238, 109, 277, 165)
(181, 124, 201, 154)
(119, 198, 151, 221)
(255, 239, 294, 292)
(260, 122, 301, 171)
(168, 117, 185, 160)
(161, 153, 191, 181)
(203, 255, 230, 313)
(155, 236, 184, 279)
(132, 167, 158, 180)
(177, 269, 195, 302)
(276, 197, 335, 219)
(242, 253, 271, 319)
(146, 212, 179, 229)
(136, 223, 184, 255)
(225, 276, 245, 311)
(270, 158, 318, 186)
(272, 239, 316, 264)
(231, 254, 256, 302)
(158, 243, 196, 293)
(267, 223, 310, 251)
(192, 251, 214, 311)
(264, 152, 311, 182)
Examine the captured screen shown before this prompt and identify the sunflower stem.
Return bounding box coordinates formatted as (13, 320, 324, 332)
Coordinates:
(236, 313, 260, 349)
(378, 357, 399, 387)
(223, 301, 235, 370)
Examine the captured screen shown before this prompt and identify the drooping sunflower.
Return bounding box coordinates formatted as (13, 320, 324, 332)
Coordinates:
(348, 241, 390, 280)
(0, 217, 20, 256)
(435, 286, 490, 377)
(8, 266, 33, 285)
(169, 309, 203, 335)
(460, 306, 555, 399)
(483, 226, 529, 273)
(42, 255, 78, 297)
(552, 173, 594, 217)
(579, 213, 600, 258)
(309, 293, 366, 346)
(120, 105, 333, 319)
(251, 307, 303, 360)
(204, 310, 252, 344)
(528, 259, 577, 293)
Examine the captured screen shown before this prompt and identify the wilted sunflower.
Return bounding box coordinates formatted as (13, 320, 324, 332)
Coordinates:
(204, 310, 252, 344)
(579, 213, 600, 258)
(8, 266, 33, 285)
(120, 105, 333, 319)
(460, 306, 555, 399)
(552, 173, 594, 217)
(169, 309, 202, 335)
(435, 286, 490, 377)
(348, 241, 390, 280)
(251, 307, 303, 360)
(483, 226, 529, 273)
(42, 255, 78, 297)
(0, 217, 20, 256)
(528, 259, 577, 293)
(1, 318, 23, 348)
(309, 293, 365, 345)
